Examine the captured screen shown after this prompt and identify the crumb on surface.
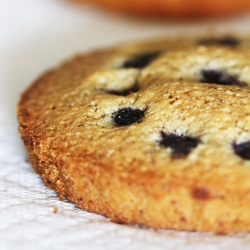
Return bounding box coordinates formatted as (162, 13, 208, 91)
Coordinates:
(53, 207, 59, 213)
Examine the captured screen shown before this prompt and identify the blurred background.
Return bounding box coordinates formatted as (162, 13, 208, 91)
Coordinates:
(1, 1, 250, 249)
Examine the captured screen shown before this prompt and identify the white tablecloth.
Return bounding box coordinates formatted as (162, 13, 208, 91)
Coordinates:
(2, 1, 250, 249)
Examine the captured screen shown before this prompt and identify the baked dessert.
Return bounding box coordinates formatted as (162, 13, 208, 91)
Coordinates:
(17, 35, 250, 233)
(68, 0, 250, 18)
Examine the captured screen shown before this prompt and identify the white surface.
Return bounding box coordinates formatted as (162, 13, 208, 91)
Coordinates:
(2, 1, 250, 249)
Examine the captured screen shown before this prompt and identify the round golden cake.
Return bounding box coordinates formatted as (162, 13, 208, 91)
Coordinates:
(69, 0, 250, 17)
(17, 35, 250, 233)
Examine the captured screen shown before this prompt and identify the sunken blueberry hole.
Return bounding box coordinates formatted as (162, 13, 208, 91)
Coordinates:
(197, 36, 240, 47)
(233, 142, 250, 160)
(122, 52, 161, 69)
(112, 107, 145, 126)
(159, 131, 199, 157)
(104, 85, 139, 96)
(200, 69, 243, 86)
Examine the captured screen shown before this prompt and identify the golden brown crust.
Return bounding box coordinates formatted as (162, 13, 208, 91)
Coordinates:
(68, 0, 250, 17)
(17, 35, 250, 233)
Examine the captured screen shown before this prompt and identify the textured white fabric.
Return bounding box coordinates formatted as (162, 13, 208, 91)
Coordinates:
(2, 1, 250, 249)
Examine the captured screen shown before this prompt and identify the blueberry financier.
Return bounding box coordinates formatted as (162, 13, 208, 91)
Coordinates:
(17, 35, 250, 233)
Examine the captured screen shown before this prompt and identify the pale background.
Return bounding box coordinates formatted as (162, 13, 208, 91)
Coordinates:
(2, 1, 250, 249)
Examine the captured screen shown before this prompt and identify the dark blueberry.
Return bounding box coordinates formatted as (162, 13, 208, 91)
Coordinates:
(233, 141, 250, 160)
(159, 131, 199, 157)
(102, 85, 139, 96)
(112, 107, 145, 126)
(192, 187, 210, 200)
(200, 69, 244, 86)
(197, 36, 240, 47)
(122, 52, 161, 69)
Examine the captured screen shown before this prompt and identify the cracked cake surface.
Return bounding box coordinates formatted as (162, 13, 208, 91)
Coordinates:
(17, 35, 250, 233)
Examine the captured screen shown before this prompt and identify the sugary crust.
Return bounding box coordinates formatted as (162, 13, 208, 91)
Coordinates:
(17, 35, 250, 233)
